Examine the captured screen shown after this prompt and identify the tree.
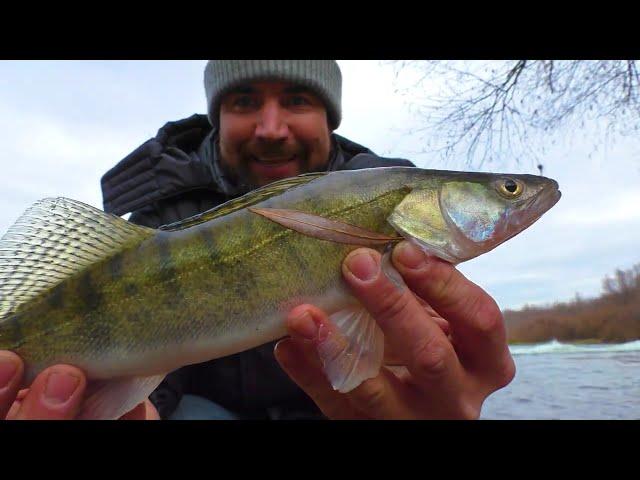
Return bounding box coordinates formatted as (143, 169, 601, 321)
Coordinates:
(602, 263, 640, 303)
(390, 60, 640, 168)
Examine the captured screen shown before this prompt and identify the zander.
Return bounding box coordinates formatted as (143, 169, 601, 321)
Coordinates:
(0, 167, 560, 419)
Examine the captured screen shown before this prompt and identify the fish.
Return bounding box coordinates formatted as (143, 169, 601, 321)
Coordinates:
(0, 167, 561, 419)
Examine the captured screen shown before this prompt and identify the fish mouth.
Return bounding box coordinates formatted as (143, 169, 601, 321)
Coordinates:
(492, 183, 561, 248)
(513, 183, 561, 230)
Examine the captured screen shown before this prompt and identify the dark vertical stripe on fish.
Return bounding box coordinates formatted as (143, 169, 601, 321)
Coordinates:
(77, 270, 102, 313)
(46, 283, 65, 310)
(153, 232, 185, 316)
(124, 282, 139, 298)
(199, 227, 220, 263)
(75, 269, 112, 344)
(282, 235, 310, 285)
(5, 313, 24, 349)
(155, 233, 177, 283)
(108, 252, 124, 281)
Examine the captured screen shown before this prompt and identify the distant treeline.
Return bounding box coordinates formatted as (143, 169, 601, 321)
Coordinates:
(504, 263, 640, 344)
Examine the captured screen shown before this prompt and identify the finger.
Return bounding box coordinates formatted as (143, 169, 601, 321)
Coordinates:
(6, 397, 23, 420)
(143, 399, 161, 420)
(384, 317, 449, 362)
(386, 365, 411, 382)
(274, 337, 365, 419)
(415, 297, 450, 336)
(14, 365, 87, 420)
(0, 351, 24, 419)
(17, 388, 29, 401)
(414, 296, 451, 338)
(342, 249, 464, 392)
(119, 399, 160, 420)
(391, 241, 515, 388)
(383, 337, 405, 366)
(345, 367, 418, 419)
(288, 304, 408, 370)
(119, 402, 146, 420)
(6, 389, 30, 419)
(285, 305, 421, 419)
(281, 306, 366, 418)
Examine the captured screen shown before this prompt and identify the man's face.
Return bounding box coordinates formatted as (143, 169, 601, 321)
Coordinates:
(218, 81, 333, 189)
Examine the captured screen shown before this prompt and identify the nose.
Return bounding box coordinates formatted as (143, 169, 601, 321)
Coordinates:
(255, 100, 289, 141)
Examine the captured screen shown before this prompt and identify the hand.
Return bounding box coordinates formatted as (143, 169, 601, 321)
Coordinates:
(274, 241, 516, 419)
(0, 352, 160, 420)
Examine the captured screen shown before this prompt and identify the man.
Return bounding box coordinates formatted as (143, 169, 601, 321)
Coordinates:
(0, 60, 515, 420)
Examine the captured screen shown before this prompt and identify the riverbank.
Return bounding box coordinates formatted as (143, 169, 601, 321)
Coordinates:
(504, 263, 640, 344)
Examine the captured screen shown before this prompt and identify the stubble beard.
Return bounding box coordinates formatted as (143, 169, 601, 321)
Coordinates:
(220, 144, 317, 192)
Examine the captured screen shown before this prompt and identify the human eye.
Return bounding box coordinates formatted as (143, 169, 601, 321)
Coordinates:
(231, 95, 258, 110)
(286, 95, 312, 107)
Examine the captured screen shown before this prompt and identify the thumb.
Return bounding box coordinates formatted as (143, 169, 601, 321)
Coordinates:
(13, 365, 86, 420)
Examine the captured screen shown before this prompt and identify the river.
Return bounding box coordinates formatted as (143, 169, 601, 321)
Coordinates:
(480, 340, 640, 419)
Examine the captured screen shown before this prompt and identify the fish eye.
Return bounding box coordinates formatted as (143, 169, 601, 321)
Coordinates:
(497, 178, 524, 198)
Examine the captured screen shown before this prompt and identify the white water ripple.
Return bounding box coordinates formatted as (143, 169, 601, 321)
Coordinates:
(509, 339, 640, 356)
(482, 343, 640, 419)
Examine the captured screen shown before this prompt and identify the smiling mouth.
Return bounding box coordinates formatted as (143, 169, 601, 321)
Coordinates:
(252, 155, 296, 166)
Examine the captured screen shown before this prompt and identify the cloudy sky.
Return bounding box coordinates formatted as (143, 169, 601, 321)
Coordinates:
(1, 60, 638, 310)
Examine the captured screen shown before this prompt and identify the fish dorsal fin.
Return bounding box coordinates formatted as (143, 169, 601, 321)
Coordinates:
(0, 198, 156, 320)
(160, 172, 327, 231)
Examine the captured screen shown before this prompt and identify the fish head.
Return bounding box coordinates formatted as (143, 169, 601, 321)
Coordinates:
(387, 173, 561, 264)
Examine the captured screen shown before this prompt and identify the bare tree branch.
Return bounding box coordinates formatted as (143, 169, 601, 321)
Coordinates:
(390, 60, 640, 168)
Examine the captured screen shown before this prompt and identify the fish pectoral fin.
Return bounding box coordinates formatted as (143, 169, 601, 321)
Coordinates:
(317, 304, 385, 393)
(249, 207, 401, 247)
(78, 373, 166, 420)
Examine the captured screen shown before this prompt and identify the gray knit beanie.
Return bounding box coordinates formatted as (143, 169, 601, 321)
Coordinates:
(204, 60, 342, 130)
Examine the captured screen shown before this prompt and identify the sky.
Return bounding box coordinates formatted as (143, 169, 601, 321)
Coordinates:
(1, 60, 639, 311)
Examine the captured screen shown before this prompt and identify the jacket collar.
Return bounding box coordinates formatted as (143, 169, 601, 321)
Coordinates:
(102, 114, 372, 216)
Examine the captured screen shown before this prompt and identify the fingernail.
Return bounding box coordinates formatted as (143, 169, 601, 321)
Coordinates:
(381, 250, 406, 291)
(395, 242, 427, 270)
(44, 371, 80, 405)
(345, 251, 379, 281)
(317, 323, 331, 343)
(0, 358, 18, 389)
(273, 340, 289, 364)
(292, 311, 318, 340)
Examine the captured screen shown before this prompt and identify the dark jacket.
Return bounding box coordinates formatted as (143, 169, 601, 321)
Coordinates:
(101, 114, 415, 419)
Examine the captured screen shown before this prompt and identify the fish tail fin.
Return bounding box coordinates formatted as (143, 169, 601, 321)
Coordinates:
(0, 197, 156, 321)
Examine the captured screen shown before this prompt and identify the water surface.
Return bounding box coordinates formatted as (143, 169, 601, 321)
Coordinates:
(480, 340, 640, 419)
